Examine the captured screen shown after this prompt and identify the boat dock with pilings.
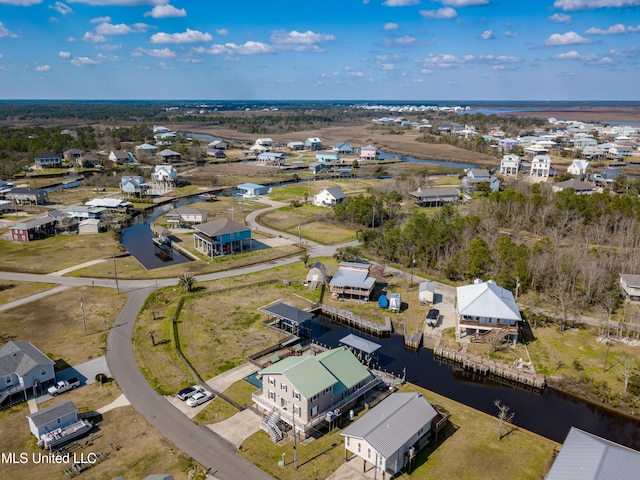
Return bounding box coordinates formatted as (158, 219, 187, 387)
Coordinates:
(311, 304, 392, 337)
(433, 335, 546, 391)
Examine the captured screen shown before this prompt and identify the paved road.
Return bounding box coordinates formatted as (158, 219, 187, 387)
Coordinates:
(107, 287, 271, 480)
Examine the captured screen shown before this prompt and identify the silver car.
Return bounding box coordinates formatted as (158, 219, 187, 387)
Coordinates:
(186, 391, 213, 407)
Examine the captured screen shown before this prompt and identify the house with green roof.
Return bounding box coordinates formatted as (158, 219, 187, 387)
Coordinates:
(253, 347, 379, 439)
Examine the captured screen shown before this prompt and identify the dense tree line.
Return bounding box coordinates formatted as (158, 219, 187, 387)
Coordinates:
(0, 101, 170, 122)
(170, 113, 336, 134)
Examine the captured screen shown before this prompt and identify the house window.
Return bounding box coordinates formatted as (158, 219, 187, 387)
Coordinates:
(268, 390, 276, 401)
(57, 418, 61, 424)
(293, 405, 301, 417)
(268, 377, 276, 386)
(41, 369, 46, 376)
(5, 376, 10, 384)
(346, 437, 350, 447)
(311, 405, 318, 416)
(368, 448, 371, 459)
(293, 391, 301, 400)
(281, 384, 287, 392)
(358, 443, 361, 454)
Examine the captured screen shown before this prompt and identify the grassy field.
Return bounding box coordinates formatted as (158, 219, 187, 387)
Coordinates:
(259, 205, 358, 245)
(239, 383, 557, 480)
(265, 179, 375, 203)
(154, 198, 270, 228)
(0, 286, 125, 367)
(0, 280, 57, 305)
(0, 402, 201, 480)
(192, 380, 256, 426)
(0, 233, 122, 274)
(132, 260, 326, 395)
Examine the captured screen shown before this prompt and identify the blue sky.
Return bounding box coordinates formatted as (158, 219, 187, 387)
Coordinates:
(0, 0, 639, 100)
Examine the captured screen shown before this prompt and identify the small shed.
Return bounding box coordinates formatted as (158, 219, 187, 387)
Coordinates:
(419, 281, 435, 306)
(78, 218, 102, 235)
(389, 293, 401, 313)
(237, 183, 268, 196)
(27, 400, 78, 439)
(306, 262, 327, 288)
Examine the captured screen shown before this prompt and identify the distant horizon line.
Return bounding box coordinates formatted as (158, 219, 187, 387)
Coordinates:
(0, 99, 639, 104)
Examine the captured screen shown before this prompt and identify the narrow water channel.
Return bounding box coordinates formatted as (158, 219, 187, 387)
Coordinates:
(310, 316, 640, 450)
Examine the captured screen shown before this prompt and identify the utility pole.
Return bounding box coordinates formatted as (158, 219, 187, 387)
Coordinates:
(515, 277, 520, 302)
(411, 254, 416, 286)
(298, 223, 301, 246)
(155, 278, 158, 303)
(113, 253, 120, 294)
(80, 296, 87, 336)
(292, 412, 298, 469)
(603, 339, 611, 372)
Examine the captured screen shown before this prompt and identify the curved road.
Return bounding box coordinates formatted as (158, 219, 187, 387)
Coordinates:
(0, 201, 360, 479)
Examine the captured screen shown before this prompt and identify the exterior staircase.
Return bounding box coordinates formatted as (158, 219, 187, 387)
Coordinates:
(260, 407, 283, 442)
(0, 390, 9, 405)
(470, 327, 513, 345)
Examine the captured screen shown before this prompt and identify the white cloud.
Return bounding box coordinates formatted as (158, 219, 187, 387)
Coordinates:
(545, 31, 593, 45)
(34, 64, 51, 71)
(150, 29, 213, 44)
(549, 13, 572, 23)
(553, 50, 616, 65)
(65, 0, 167, 5)
(383, 35, 431, 47)
(139, 64, 150, 70)
(90, 16, 111, 23)
(480, 29, 494, 39)
(554, 0, 640, 10)
(270, 30, 336, 52)
(216, 28, 228, 36)
(0, 21, 18, 39)
(195, 41, 274, 55)
(381, 63, 395, 70)
(0, 54, 3, 59)
(384, 22, 399, 30)
(346, 71, 364, 76)
(383, 0, 420, 6)
(608, 46, 639, 56)
(441, 0, 489, 5)
(66, 36, 76, 41)
(147, 48, 176, 58)
(420, 68, 432, 74)
(585, 23, 637, 34)
(0, 0, 42, 5)
(504, 31, 519, 37)
(59, 50, 71, 58)
(70, 56, 99, 66)
(158, 61, 172, 69)
(420, 7, 457, 18)
(96, 43, 121, 51)
(144, 3, 186, 18)
(421, 53, 471, 68)
(49, 1, 73, 14)
(83, 31, 107, 43)
(95, 22, 150, 35)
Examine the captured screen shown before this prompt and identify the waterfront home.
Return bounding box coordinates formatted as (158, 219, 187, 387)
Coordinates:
(316, 153, 340, 163)
(35, 151, 62, 169)
(409, 187, 459, 207)
(567, 159, 590, 178)
(551, 178, 593, 195)
(10, 216, 56, 242)
(287, 141, 305, 151)
(329, 262, 376, 302)
(530, 155, 551, 178)
(546, 427, 640, 480)
(499, 154, 521, 176)
(166, 207, 208, 227)
(257, 152, 284, 166)
(63, 149, 83, 163)
(192, 218, 252, 258)
(62, 205, 106, 220)
(462, 169, 500, 192)
(237, 183, 268, 196)
(620, 274, 640, 301)
(85, 197, 133, 212)
(253, 346, 378, 439)
(341, 392, 439, 478)
(305, 137, 323, 150)
(456, 279, 521, 345)
(151, 165, 178, 185)
(135, 143, 157, 152)
(7, 188, 48, 205)
(313, 187, 346, 207)
(157, 149, 181, 163)
(206, 148, 226, 159)
(208, 140, 228, 150)
(309, 162, 331, 175)
(332, 142, 353, 154)
(593, 167, 626, 186)
(1, 341, 55, 403)
(120, 175, 150, 197)
(360, 145, 378, 160)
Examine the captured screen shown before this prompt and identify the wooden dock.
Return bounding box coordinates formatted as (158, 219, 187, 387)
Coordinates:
(433, 336, 546, 390)
(314, 304, 392, 337)
(403, 319, 423, 351)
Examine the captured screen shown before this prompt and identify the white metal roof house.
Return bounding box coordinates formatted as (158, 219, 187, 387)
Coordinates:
(237, 183, 268, 196)
(546, 427, 640, 480)
(305, 137, 323, 150)
(255, 137, 274, 146)
(456, 279, 521, 344)
(567, 159, 590, 177)
(530, 155, 551, 178)
(85, 198, 133, 211)
(135, 143, 157, 152)
(78, 218, 102, 235)
(499, 154, 521, 176)
(313, 187, 346, 207)
(0, 341, 56, 403)
(341, 392, 439, 477)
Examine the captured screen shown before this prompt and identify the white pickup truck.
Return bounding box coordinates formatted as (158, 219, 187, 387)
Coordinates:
(47, 377, 80, 396)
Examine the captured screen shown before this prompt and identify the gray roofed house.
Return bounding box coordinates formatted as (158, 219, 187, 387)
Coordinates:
(341, 392, 439, 476)
(546, 427, 640, 480)
(9, 215, 56, 242)
(7, 187, 49, 205)
(551, 178, 594, 195)
(26, 400, 78, 438)
(313, 187, 346, 207)
(157, 149, 181, 163)
(620, 273, 640, 301)
(462, 169, 500, 192)
(35, 151, 63, 168)
(166, 206, 208, 226)
(410, 186, 459, 207)
(1, 341, 56, 401)
(329, 262, 376, 301)
(192, 218, 252, 258)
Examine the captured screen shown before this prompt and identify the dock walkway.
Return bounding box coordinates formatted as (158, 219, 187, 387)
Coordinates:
(313, 304, 392, 336)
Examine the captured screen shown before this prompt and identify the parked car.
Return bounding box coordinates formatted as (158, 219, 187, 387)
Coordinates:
(177, 385, 202, 401)
(47, 377, 80, 396)
(426, 308, 440, 328)
(186, 391, 214, 407)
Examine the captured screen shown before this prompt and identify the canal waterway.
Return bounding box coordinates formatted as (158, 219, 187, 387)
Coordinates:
(309, 316, 640, 450)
